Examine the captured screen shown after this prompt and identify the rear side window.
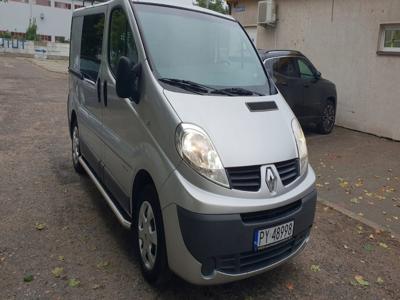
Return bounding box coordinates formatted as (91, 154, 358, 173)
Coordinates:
(108, 8, 138, 75)
(80, 13, 105, 81)
(264, 58, 277, 81)
(264, 58, 276, 76)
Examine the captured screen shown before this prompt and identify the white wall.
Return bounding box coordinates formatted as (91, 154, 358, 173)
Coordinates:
(245, 26, 257, 45)
(0, 39, 69, 58)
(0, 0, 83, 41)
(233, 0, 400, 141)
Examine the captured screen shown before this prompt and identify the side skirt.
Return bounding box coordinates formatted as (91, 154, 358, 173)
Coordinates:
(78, 157, 132, 229)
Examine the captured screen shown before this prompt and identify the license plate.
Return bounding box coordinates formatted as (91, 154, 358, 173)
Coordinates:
(254, 221, 294, 250)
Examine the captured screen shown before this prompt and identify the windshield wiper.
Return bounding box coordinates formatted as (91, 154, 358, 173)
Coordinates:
(159, 78, 209, 94)
(213, 87, 264, 96)
(159, 78, 263, 96)
(159, 78, 233, 96)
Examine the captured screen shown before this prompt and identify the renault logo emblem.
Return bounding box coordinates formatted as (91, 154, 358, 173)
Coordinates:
(266, 167, 277, 192)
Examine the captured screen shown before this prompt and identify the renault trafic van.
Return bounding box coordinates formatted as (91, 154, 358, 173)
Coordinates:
(68, 0, 316, 285)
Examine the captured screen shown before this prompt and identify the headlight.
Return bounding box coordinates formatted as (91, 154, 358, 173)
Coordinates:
(176, 123, 229, 188)
(291, 118, 308, 175)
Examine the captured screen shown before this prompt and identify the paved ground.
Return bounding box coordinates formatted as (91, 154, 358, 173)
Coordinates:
(25, 58, 68, 74)
(1, 56, 400, 299)
(307, 128, 400, 235)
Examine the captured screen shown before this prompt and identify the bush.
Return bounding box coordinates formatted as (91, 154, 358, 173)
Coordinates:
(0, 31, 11, 39)
(26, 18, 38, 41)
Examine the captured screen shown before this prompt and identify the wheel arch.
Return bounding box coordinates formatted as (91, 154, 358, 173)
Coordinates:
(69, 110, 77, 138)
(131, 169, 158, 216)
(326, 96, 336, 107)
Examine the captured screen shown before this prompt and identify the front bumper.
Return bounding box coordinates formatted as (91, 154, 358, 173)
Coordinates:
(161, 188, 317, 285)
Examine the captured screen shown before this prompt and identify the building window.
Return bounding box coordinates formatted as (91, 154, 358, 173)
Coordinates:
(55, 36, 66, 43)
(378, 23, 400, 55)
(35, 0, 51, 6)
(55, 1, 71, 9)
(38, 34, 52, 42)
(10, 0, 29, 3)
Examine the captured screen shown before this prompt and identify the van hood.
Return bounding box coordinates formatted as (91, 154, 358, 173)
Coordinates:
(163, 90, 299, 168)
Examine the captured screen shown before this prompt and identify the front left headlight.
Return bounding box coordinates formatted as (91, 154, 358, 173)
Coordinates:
(176, 123, 229, 188)
(292, 118, 308, 175)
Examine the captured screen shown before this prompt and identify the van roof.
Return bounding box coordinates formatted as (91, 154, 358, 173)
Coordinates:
(132, 0, 233, 19)
(73, 0, 233, 20)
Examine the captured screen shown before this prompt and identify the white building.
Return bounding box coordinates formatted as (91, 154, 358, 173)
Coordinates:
(0, 0, 85, 42)
(229, 0, 400, 141)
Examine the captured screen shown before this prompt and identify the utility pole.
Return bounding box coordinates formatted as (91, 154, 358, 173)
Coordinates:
(206, 0, 209, 9)
(29, 0, 32, 21)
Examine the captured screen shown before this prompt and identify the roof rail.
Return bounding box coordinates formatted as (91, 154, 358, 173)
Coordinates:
(264, 49, 302, 54)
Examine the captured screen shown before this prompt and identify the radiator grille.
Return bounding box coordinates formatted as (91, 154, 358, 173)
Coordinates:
(226, 159, 299, 192)
(226, 165, 261, 192)
(241, 200, 302, 224)
(275, 159, 299, 186)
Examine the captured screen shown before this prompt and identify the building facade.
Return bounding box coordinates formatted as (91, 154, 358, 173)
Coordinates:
(0, 0, 84, 42)
(229, 0, 400, 141)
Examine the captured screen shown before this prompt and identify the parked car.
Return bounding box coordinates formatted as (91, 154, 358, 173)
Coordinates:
(258, 50, 337, 134)
(68, 0, 316, 285)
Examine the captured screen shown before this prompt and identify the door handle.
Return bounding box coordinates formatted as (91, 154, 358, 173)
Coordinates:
(96, 78, 101, 103)
(279, 81, 288, 86)
(103, 80, 108, 107)
(304, 83, 310, 88)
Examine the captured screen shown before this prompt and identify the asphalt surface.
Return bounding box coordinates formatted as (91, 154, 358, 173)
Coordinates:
(1, 56, 399, 299)
(307, 128, 400, 235)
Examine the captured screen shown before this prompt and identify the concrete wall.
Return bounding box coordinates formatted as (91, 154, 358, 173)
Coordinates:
(0, 39, 69, 58)
(231, 0, 400, 141)
(0, 0, 83, 41)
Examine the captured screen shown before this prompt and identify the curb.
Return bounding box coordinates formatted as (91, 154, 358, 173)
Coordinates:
(318, 197, 400, 241)
(23, 58, 68, 75)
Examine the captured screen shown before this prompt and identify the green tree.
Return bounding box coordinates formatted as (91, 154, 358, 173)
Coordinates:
(0, 31, 11, 39)
(25, 18, 38, 41)
(195, 0, 228, 14)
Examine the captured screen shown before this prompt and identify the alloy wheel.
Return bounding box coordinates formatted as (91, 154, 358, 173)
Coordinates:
(322, 104, 335, 132)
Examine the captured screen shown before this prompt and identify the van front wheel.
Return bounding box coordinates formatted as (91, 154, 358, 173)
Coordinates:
(134, 185, 170, 285)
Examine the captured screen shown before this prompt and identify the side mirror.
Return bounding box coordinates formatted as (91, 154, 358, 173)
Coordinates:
(315, 71, 322, 80)
(116, 56, 141, 102)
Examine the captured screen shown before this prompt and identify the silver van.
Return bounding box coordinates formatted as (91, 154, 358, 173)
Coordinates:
(68, 0, 316, 285)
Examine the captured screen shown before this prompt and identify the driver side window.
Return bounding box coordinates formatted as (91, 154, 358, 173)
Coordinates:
(109, 8, 138, 75)
(297, 59, 314, 79)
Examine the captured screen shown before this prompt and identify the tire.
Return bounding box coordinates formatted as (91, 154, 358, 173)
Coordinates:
(71, 121, 85, 174)
(317, 102, 336, 134)
(133, 184, 170, 285)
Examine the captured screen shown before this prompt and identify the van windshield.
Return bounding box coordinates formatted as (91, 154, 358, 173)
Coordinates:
(133, 3, 271, 96)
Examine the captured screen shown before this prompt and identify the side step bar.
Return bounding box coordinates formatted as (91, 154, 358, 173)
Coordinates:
(78, 157, 132, 229)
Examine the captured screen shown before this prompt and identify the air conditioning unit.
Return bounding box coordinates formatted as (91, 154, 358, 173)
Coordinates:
(258, 0, 276, 27)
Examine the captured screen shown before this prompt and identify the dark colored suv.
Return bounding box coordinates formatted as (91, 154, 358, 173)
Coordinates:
(259, 50, 337, 134)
